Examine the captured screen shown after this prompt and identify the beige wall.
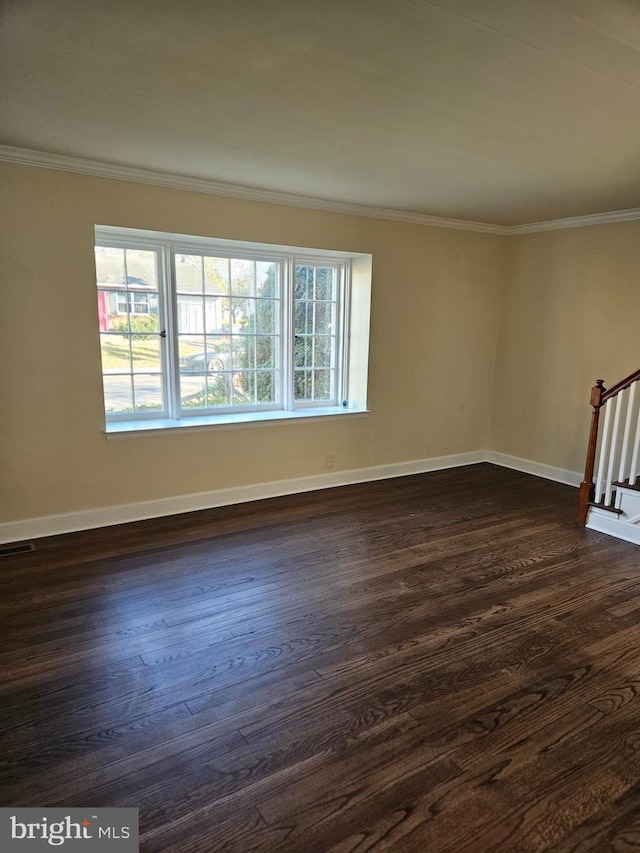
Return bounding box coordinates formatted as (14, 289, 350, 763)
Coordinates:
(490, 221, 640, 474)
(0, 163, 504, 523)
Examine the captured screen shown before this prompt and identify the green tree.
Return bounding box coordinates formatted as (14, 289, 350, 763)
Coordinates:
(235, 263, 277, 405)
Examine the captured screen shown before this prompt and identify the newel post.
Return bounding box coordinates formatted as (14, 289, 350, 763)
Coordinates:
(577, 379, 605, 525)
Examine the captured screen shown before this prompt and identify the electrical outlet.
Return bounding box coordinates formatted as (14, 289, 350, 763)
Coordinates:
(325, 453, 335, 470)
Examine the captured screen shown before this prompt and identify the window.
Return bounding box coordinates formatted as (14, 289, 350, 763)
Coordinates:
(109, 291, 154, 316)
(94, 227, 371, 432)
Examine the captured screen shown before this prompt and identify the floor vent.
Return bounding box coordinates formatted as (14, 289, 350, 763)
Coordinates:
(0, 543, 36, 557)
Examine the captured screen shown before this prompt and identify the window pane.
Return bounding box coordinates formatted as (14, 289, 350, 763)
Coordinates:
(313, 369, 333, 400)
(179, 335, 226, 372)
(257, 262, 277, 297)
(294, 369, 311, 400)
(314, 301, 334, 335)
(206, 334, 232, 366)
(133, 374, 163, 411)
(294, 367, 335, 402)
(314, 267, 336, 301)
(257, 370, 276, 403)
(111, 308, 132, 334)
(206, 372, 233, 408)
(233, 371, 255, 406)
(232, 336, 254, 369)
(294, 336, 312, 368)
(100, 333, 131, 372)
(123, 307, 159, 336)
(256, 336, 277, 369)
(314, 335, 334, 368)
(231, 298, 255, 333)
(203, 353, 227, 373)
(180, 374, 207, 409)
(203, 257, 229, 294)
(103, 374, 133, 414)
(126, 249, 157, 287)
(131, 335, 162, 372)
(295, 265, 312, 299)
(175, 254, 203, 293)
(295, 301, 312, 335)
(255, 299, 277, 334)
(95, 246, 125, 285)
(179, 335, 205, 372)
(177, 294, 204, 334)
(231, 259, 254, 296)
(204, 296, 227, 333)
(232, 336, 278, 370)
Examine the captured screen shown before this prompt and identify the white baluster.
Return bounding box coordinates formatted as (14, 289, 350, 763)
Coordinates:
(618, 384, 636, 484)
(595, 399, 613, 504)
(629, 391, 640, 488)
(605, 394, 623, 506)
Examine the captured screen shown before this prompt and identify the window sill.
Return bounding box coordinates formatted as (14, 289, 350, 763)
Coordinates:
(105, 406, 369, 439)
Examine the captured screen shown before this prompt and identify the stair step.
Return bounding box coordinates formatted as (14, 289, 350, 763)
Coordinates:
(588, 501, 624, 516)
(613, 477, 640, 493)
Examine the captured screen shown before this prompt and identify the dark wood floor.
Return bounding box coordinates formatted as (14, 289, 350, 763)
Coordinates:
(2, 463, 640, 852)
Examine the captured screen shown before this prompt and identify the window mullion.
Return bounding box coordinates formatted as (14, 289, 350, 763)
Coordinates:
(311, 267, 316, 402)
(229, 281, 234, 409)
(163, 244, 181, 419)
(339, 261, 350, 407)
(252, 262, 257, 405)
(200, 255, 209, 411)
(122, 250, 136, 413)
(282, 257, 293, 411)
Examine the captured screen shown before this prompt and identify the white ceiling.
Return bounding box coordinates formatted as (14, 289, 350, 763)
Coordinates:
(1, 0, 639, 226)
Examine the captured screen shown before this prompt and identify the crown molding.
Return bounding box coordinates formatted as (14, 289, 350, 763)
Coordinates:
(0, 145, 513, 234)
(0, 145, 508, 234)
(1, 144, 638, 235)
(509, 207, 640, 234)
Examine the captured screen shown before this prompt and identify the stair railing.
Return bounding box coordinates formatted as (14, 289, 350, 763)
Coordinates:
(577, 367, 640, 525)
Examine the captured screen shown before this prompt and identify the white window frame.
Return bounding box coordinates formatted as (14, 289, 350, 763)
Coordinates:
(290, 256, 349, 411)
(169, 241, 288, 420)
(95, 226, 370, 434)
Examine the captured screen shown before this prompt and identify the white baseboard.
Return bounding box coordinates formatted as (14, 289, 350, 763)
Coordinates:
(586, 508, 640, 547)
(484, 451, 581, 488)
(0, 450, 585, 545)
(0, 450, 485, 544)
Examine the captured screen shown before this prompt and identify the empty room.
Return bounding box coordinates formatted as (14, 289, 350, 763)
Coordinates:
(1, 0, 640, 850)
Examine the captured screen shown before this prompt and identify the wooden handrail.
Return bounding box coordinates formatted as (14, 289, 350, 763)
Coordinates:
(602, 367, 640, 403)
(577, 367, 640, 525)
